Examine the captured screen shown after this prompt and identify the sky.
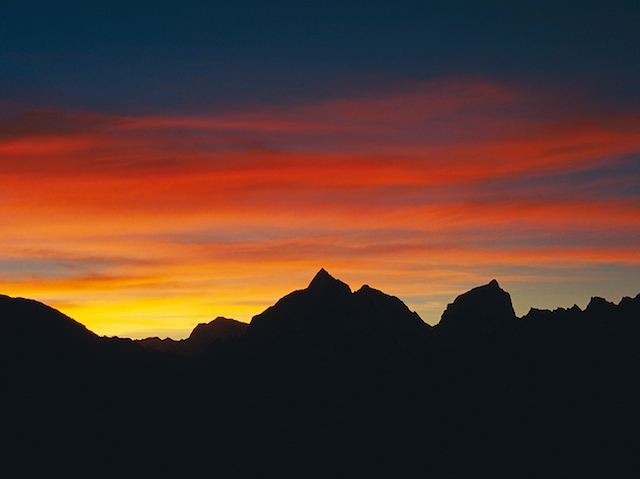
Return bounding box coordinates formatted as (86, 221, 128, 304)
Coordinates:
(1, 1, 639, 339)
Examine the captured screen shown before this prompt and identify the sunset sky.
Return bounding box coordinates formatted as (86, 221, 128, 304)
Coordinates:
(1, 1, 639, 339)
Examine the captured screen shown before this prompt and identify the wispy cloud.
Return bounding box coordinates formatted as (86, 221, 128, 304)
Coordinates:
(1, 77, 639, 337)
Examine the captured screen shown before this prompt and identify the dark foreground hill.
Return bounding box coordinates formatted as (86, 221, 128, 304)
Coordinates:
(1, 271, 638, 478)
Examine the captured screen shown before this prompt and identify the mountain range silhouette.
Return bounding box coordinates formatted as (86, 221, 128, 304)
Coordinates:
(1, 270, 638, 478)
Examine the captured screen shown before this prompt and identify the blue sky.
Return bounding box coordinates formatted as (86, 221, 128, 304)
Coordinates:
(2, 1, 638, 113)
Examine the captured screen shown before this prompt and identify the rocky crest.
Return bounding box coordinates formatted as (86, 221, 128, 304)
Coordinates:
(137, 317, 248, 355)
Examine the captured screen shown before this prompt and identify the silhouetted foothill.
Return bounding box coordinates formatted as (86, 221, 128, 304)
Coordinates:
(137, 317, 248, 355)
(0, 294, 100, 361)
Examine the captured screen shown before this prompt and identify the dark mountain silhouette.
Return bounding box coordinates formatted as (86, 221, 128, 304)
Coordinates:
(137, 316, 248, 355)
(0, 293, 98, 351)
(0, 293, 146, 366)
(0, 270, 638, 478)
(247, 268, 428, 359)
(438, 279, 516, 329)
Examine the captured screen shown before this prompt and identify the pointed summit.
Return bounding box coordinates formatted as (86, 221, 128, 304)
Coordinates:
(309, 267, 332, 285)
(247, 270, 427, 357)
(307, 268, 352, 295)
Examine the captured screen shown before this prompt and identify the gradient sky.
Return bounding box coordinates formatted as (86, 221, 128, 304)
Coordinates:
(1, 1, 639, 339)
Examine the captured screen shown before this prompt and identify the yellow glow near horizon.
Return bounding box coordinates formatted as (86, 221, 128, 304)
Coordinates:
(2, 79, 639, 339)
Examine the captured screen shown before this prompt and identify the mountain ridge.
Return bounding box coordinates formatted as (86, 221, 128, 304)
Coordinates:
(2, 270, 638, 348)
(1, 270, 638, 478)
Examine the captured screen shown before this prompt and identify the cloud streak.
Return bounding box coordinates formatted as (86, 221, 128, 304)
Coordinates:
(1, 77, 639, 337)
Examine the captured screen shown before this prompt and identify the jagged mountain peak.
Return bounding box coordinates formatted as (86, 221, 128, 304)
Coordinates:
(584, 295, 620, 319)
(438, 279, 516, 335)
(307, 268, 352, 295)
(247, 270, 427, 354)
(586, 296, 614, 308)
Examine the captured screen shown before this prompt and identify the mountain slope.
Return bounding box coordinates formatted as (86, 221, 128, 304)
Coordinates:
(0, 294, 100, 361)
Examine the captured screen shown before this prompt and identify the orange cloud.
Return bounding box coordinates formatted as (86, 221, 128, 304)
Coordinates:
(1, 77, 639, 337)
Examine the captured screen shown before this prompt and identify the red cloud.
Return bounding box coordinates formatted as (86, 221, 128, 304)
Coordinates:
(1, 77, 639, 336)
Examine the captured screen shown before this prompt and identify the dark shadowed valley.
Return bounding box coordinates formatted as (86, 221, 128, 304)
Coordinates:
(1, 270, 638, 478)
